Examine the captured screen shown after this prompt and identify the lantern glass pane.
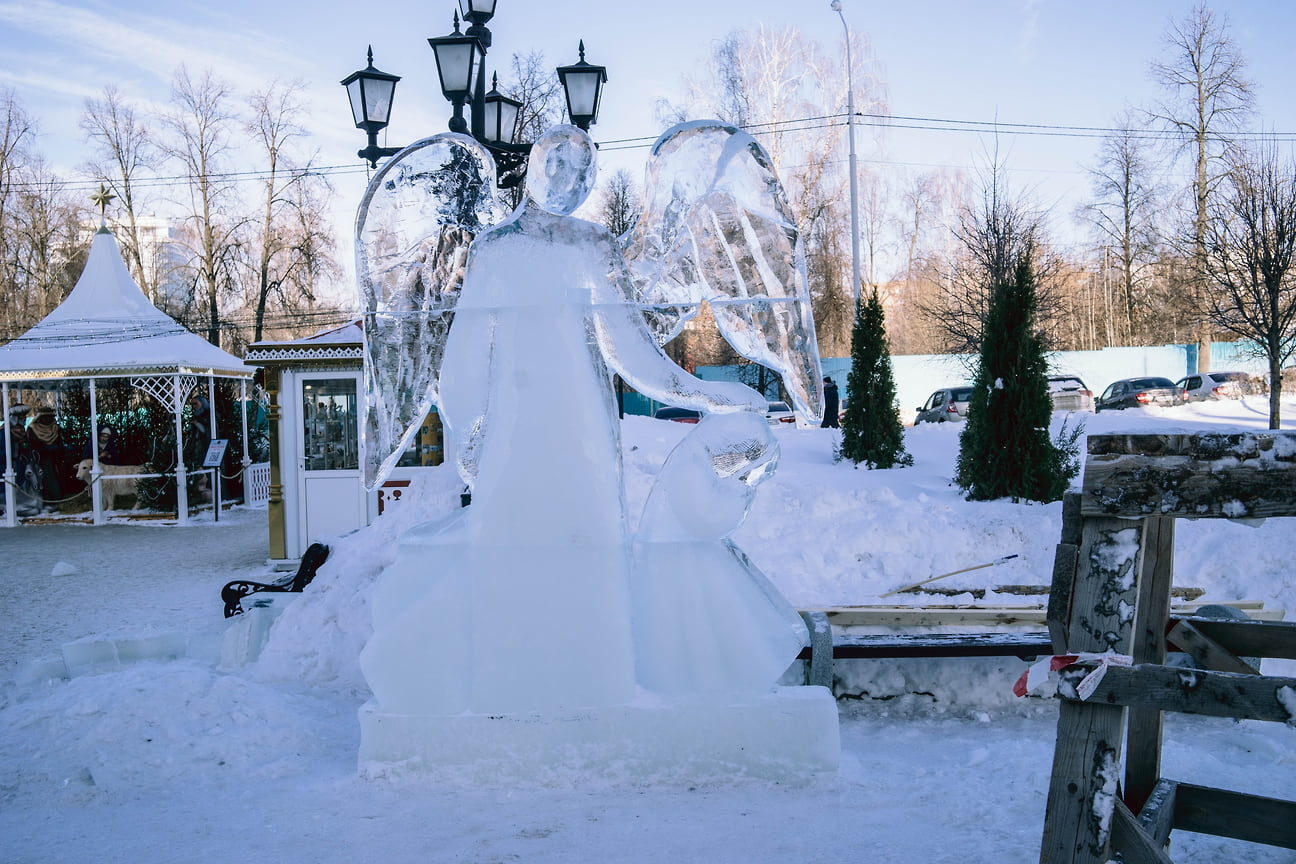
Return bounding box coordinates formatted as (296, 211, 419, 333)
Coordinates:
(459, 0, 497, 18)
(361, 76, 395, 125)
(481, 99, 502, 143)
(436, 43, 477, 95)
(498, 100, 520, 143)
(564, 71, 600, 119)
(346, 79, 366, 127)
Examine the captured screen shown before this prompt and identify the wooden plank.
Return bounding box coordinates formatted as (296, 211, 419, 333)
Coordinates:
(1174, 783, 1296, 849)
(1136, 778, 1178, 849)
(1048, 541, 1078, 653)
(1057, 664, 1296, 723)
(805, 631, 1053, 660)
(1069, 517, 1144, 654)
(1125, 516, 1174, 814)
(1167, 620, 1259, 674)
(805, 602, 1281, 629)
(1110, 798, 1174, 864)
(1175, 616, 1296, 660)
(821, 608, 1053, 627)
(1081, 431, 1296, 519)
(1039, 701, 1126, 864)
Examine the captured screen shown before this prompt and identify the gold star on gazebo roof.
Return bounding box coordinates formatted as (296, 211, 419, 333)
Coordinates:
(90, 183, 115, 227)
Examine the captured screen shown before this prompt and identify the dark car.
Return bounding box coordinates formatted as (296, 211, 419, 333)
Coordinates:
(652, 406, 701, 424)
(1095, 377, 1179, 412)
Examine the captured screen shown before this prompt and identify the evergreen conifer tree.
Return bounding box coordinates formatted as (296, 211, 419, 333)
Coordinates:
(839, 288, 911, 468)
(955, 254, 1078, 501)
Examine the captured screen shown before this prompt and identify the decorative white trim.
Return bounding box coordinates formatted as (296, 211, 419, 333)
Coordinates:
(244, 345, 362, 363)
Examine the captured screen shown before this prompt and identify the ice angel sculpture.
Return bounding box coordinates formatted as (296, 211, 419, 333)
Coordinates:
(355, 123, 838, 771)
(358, 121, 824, 490)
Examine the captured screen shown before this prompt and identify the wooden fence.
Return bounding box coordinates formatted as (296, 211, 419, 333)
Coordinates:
(1040, 432, 1296, 863)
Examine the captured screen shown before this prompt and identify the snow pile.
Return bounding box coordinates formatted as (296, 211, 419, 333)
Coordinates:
(0, 396, 1294, 861)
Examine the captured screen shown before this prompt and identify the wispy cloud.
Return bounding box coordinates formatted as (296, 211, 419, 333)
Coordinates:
(0, 1, 312, 100)
(1018, 0, 1043, 58)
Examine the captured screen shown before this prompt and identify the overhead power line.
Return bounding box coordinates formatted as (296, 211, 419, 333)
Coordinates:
(11, 109, 1296, 194)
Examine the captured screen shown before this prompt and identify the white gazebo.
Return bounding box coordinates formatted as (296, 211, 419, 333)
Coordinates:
(0, 226, 255, 526)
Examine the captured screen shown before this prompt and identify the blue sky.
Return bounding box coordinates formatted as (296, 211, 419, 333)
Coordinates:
(3, 0, 1295, 277)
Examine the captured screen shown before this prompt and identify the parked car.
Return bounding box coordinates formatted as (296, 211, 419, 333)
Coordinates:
(652, 406, 701, 423)
(914, 386, 974, 424)
(1175, 371, 1250, 403)
(765, 401, 795, 426)
(1048, 375, 1094, 413)
(1094, 377, 1179, 412)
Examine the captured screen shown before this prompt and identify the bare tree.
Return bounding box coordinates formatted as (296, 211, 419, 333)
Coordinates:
(80, 85, 158, 300)
(1149, 2, 1254, 363)
(675, 24, 887, 358)
(1085, 110, 1162, 344)
(0, 88, 37, 337)
(598, 168, 640, 238)
(0, 92, 86, 341)
(162, 66, 243, 347)
(243, 80, 339, 344)
(1199, 144, 1296, 429)
(919, 159, 1064, 358)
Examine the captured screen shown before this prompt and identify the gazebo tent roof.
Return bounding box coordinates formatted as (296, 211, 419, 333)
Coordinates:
(0, 227, 252, 382)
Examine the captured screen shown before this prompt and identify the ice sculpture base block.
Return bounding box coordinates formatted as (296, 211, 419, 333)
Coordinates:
(358, 686, 840, 783)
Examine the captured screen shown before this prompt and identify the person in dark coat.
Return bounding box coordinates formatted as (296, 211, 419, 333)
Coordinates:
(27, 407, 75, 508)
(820, 376, 840, 428)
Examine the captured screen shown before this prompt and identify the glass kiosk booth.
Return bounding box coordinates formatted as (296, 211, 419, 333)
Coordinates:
(245, 322, 442, 567)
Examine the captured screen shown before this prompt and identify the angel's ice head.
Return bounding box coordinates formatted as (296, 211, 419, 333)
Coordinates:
(526, 125, 596, 216)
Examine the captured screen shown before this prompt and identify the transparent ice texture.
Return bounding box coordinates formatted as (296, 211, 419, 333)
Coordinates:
(619, 120, 825, 424)
(360, 127, 810, 715)
(355, 134, 500, 488)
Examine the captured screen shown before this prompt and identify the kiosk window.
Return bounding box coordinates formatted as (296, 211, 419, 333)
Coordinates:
(303, 379, 359, 471)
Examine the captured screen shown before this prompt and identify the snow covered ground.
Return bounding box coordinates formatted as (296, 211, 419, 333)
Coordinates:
(2, 396, 1294, 863)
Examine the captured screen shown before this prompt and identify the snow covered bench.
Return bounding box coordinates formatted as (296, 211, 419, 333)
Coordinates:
(795, 598, 1282, 691)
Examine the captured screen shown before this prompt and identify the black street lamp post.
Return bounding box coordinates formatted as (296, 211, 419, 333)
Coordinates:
(344, 2, 607, 187)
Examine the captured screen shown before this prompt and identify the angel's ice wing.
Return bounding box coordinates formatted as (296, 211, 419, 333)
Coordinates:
(355, 133, 501, 488)
(618, 121, 825, 425)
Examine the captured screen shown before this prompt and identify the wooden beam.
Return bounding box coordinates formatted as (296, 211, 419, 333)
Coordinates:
(1082, 432, 1296, 519)
(1174, 783, 1296, 849)
(1136, 779, 1178, 849)
(1174, 616, 1296, 660)
(1058, 664, 1296, 723)
(1167, 620, 1259, 674)
(1039, 701, 1126, 864)
(1125, 517, 1174, 814)
(1110, 798, 1174, 864)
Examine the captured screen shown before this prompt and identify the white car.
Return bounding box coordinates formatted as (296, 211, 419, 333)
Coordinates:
(1175, 371, 1250, 402)
(1048, 376, 1094, 412)
(765, 401, 795, 426)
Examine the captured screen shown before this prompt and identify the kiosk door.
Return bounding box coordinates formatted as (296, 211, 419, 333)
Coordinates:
(298, 376, 365, 544)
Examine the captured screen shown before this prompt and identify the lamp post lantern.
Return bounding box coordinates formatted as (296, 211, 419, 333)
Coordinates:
(428, 13, 481, 134)
(555, 41, 608, 132)
(341, 47, 403, 168)
(344, 5, 608, 187)
(831, 0, 862, 310)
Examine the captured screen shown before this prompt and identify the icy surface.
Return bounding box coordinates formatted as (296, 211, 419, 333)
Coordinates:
(355, 133, 500, 487)
(619, 121, 824, 424)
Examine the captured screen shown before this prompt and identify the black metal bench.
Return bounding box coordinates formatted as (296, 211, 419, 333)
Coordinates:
(221, 542, 330, 618)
